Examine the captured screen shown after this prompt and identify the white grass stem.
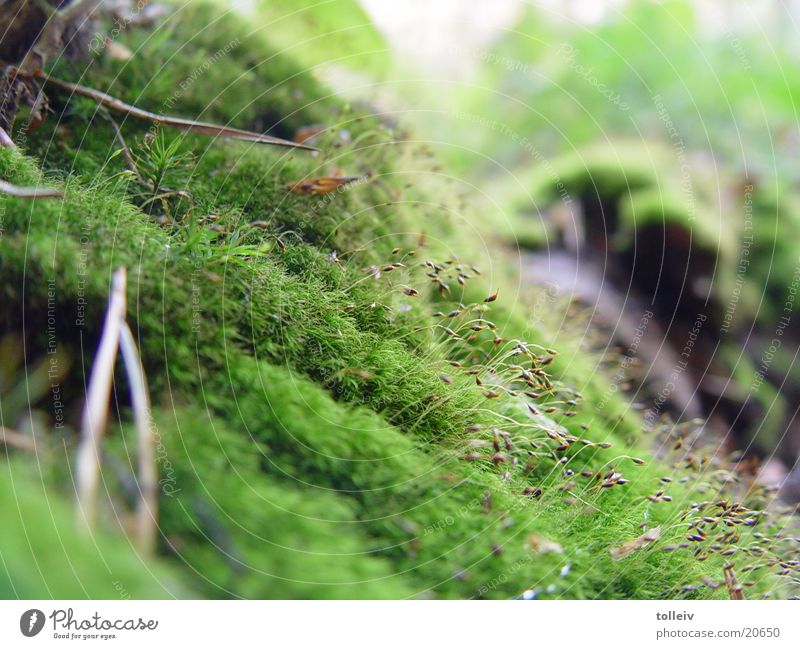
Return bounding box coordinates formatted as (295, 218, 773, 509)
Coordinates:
(76, 267, 126, 532)
(118, 322, 158, 554)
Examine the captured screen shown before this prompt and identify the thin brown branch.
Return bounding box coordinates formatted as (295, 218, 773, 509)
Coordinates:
(102, 110, 143, 182)
(138, 190, 193, 210)
(38, 73, 317, 151)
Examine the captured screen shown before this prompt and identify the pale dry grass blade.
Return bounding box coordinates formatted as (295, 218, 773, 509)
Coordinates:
(0, 126, 14, 148)
(76, 267, 127, 532)
(0, 426, 36, 452)
(118, 322, 158, 554)
(0, 179, 63, 198)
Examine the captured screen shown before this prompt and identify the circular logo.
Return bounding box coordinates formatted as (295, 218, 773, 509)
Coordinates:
(20, 609, 45, 637)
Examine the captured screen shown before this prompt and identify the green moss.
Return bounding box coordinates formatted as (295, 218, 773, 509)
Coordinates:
(253, 0, 391, 76)
(1, 1, 795, 600)
(0, 463, 189, 598)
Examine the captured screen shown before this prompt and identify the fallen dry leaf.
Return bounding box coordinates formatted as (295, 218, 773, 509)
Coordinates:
(22, 87, 49, 133)
(526, 534, 563, 555)
(609, 526, 661, 561)
(106, 40, 134, 61)
(343, 368, 375, 380)
(294, 124, 325, 143)
(287, 176, 362, 196)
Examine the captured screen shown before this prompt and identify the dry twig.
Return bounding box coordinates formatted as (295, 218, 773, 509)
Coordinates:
(102, 109, 143, 181)
(0, 178, 62, 198)
(38, 73, 317, 151)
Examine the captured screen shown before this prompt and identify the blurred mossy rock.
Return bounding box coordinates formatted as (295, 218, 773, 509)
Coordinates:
(0, 462, 191, 598)
(1, 0, 97, 131)
(0, 0, 58, 63)
(509, 140, 740, 291)
(0, 0, 96, 65)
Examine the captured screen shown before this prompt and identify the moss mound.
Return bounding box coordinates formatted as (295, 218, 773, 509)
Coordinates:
(1, 2, 797, 599)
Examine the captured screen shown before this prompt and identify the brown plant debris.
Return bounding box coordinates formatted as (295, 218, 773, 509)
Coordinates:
(287, 175, 363, 196)
(526, 534, 564, 554)
(610, 526, 662, 561)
